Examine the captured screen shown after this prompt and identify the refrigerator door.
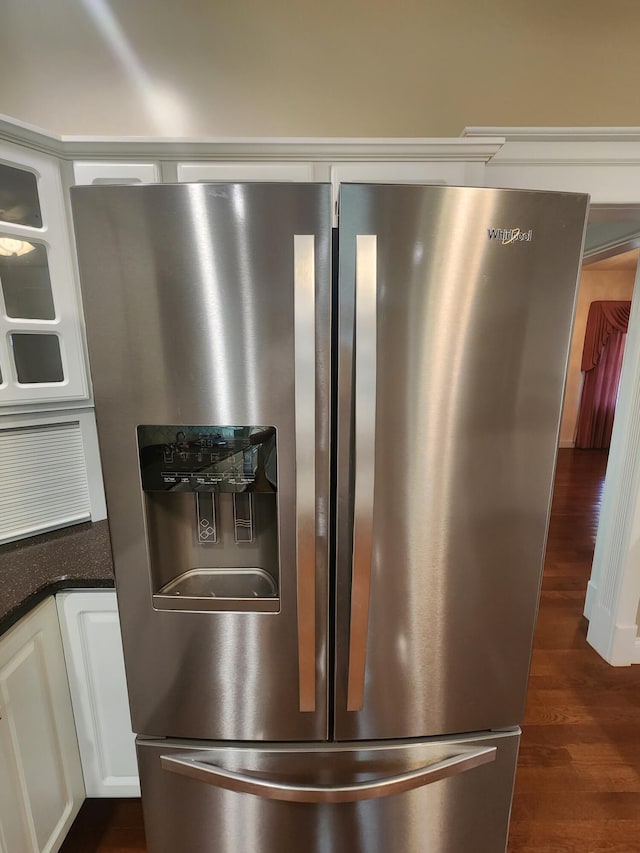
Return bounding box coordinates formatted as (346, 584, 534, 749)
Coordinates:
(137, 730, 519, 853)
(335, 184, 588, 740)
(71, 183, 331, 740)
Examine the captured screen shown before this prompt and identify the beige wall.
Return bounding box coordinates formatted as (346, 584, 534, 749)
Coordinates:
(2, 0, 640, 137)
(559, 269, 636, 447)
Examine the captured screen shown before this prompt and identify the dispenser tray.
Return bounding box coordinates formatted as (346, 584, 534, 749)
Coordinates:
(153, 568, 279, 613)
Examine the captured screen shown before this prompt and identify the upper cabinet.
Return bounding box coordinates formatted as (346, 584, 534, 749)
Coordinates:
(0, 125, 504, 414)
(176, 161, 315, 182)
(331, 159, 485, 188)
(331, 159, 487, 224)
(0, 141, 89, 410)
(73, 161, 160, 185)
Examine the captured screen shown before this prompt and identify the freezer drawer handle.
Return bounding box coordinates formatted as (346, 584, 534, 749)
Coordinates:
(294, 234, 317, 712)
(160, 745, 496, 803)
(347, 234, 378, 711)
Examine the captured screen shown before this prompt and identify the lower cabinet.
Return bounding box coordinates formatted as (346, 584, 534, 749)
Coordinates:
(0, 598, 84, 853)
(56, 591, 140, 797)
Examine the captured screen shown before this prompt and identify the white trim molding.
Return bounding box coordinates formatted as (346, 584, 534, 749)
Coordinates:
(463, 127, 640, 144)
(0, 114, 504, 162)
(463, 126, 640, 203)
(584, 258, 640, 665)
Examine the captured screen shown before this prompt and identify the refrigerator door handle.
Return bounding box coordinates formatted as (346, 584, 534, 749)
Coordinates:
(160, 745, 496, 803)
(347, 234, 378, 712)
(294, 234, 317, 712)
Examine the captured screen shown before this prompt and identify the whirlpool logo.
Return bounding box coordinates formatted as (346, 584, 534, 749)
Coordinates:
(487, 227, 533, 244)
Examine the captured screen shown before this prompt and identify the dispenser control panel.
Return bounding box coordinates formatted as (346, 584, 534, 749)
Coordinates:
(137, 425, 277, 493)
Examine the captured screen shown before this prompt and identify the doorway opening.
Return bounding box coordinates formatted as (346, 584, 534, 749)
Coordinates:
(553, 207, 640, 617)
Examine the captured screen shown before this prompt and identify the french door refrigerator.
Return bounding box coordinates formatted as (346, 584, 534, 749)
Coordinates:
(71, 182, 589, 853)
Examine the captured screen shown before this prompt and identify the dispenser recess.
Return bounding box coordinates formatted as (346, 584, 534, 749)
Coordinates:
(138, 425, 279, 612)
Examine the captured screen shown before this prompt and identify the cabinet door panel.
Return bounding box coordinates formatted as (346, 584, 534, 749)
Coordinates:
(0, 598, 84, 852)
(57, 591, 139, 797)
(73, 161, 160, 185)
(0, 139, 89, 409)
(177, 161, 315, 182)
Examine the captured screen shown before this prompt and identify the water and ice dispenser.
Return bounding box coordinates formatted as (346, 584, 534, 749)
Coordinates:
(138, 425, 279, 612)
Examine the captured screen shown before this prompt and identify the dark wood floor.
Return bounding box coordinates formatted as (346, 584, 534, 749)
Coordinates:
(61, 449, 640, 852)
(508, 449, 640, 852)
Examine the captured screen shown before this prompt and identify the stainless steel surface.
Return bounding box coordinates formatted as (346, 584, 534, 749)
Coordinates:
(161, 743, 495, 802)
(347, 234, 377, 712)
(74, 182, 589, 853)
(154, 567, 279, 612)
(293, 234, 317, 712)
(71, 183, 331, 740)
(138, 730, 519, 853)
(335, 184, 589, 739)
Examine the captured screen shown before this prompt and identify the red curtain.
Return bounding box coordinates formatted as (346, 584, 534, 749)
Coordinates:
(575, 300, 631, 449)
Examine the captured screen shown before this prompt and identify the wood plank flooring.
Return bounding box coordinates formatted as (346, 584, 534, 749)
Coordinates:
(508, 449, 640, 852)
(61, 449, 640, 852)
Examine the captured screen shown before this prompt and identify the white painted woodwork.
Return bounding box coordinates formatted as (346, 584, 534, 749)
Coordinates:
(177, 161, 315, 182)
(331, 160, 485, 223)
(73, 161, 160, 185)
(0, 598, 84, 853)
(331, 159, 483, 188)
(0, 409, 106, 541)
(56, 591, 139, 797)
(0, 421, 90, 544)
(0, 117, 504, 161)
(584, 254, 640, 664)
(463, 128, 640, 204)
(0, 140, 89, 410)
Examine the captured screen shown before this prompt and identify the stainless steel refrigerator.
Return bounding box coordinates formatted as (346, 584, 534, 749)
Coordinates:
(71, 182, 588, 853)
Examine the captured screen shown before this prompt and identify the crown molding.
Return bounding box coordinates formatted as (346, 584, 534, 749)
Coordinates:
(0, 114, 64, 157)
(0, 115, 504, 162)
(462, 127, 640, 166)
(462, 126, 640, 143)
(55, 136, 506, 162)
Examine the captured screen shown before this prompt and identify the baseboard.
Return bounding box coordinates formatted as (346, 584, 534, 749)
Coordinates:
(586, 601, 639, 665)
(558, 440, 576, 449)
(583, 580, 598, 620)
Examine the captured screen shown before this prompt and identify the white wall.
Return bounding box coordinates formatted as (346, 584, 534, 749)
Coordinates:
(2, 0, 640, 137)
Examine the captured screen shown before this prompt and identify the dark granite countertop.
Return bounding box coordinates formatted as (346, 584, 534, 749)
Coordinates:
(0, 519, 115, 635)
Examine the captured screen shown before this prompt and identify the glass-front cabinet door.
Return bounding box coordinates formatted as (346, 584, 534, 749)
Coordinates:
(0, 141, 88, 409)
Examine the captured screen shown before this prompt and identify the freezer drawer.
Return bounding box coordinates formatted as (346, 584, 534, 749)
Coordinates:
(137, 729, 519, 853)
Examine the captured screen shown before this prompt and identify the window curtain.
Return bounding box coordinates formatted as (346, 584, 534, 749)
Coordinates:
(575, 300, 631, 449)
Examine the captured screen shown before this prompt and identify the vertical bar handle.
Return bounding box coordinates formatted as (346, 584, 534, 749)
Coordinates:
(294, 235, 316, 712)
(347, 235, 377, 711)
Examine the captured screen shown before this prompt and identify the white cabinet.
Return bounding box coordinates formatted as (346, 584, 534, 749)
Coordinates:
(73, 161, 160, 185)
(56, 591, 139, 797)
(0, 598, 84, 853)
(330, 160, 486, 222)
(331, 159, 484, 187)
(177, 161, 315, 182)
(0, 140, 90, 410)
